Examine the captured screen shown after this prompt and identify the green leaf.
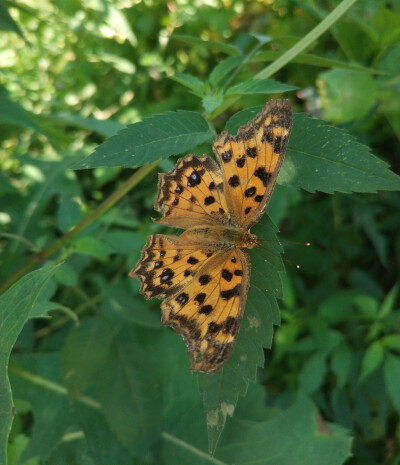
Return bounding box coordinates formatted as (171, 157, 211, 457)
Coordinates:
(49, 113, 124, 137)
(226, 78, 298, 96)
(282, 113, 400, 193)
(215, 394, 352, 465)
(9, 353, 71, 463)
(202, 94, 224, 114)
(57, 194, 82, 233)
(317, 69, 377, 123)
(73, 237, 115, 257)
(95, 325, 162, 459)
(62, 317, 113, 394)
(383, 354, 400, 414)
(71, 111, 212, 169)
(209, 56, 243, 86)
(0, 86, 43, 133)
(197, 214, 283, 454)
(359, 341, 385, 382)
(0, 0, 24, 38)
(54, 262, 78, 287)
(381, 335, 400, 351)
(170, 34, 240, 56)
(169, 73, 205, 96)
(378, 285, 399, 318)
(331, 343, 352, 388)
(227, 108, 400, 194)
(10, 353, 136, 465)
(299, 351, 328, 394)
(0, 264, 58, 465)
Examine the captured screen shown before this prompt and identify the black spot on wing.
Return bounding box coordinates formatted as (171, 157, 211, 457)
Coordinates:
(228, 175, 240, 188)
(246, 147, 257, 158)
(254, 167, 271, 187)
(199, 275, 211, 285)
(221, 269, 233, 282)
(204, 196, 215, 206)
(199, 305, 213, 315)
(194, 293, 206, 305)
(221, 284, 240, 300)
(244, 186, 256, 197)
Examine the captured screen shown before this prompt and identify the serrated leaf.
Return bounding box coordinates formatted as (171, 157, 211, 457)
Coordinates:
(383, 354, 400, 414)
(283, 113, 400, 193)
(0, 264, 58, 465)
(162, 390, 352, 465)
(227, 108, 400, 193)
(226, 78, 297, 96)
(71, 111, 212, 169)
(197, 214, 283, 454)
(169, 73, 205, 96)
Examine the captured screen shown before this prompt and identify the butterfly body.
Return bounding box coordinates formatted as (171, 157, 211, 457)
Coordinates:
(180, 225, 259, 250)
(131, 100, 292, 373)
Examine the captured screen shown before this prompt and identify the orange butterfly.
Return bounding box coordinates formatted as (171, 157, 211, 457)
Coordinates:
(130, 100, 293, 373)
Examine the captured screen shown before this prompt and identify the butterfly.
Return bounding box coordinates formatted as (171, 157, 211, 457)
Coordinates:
(130, 99, 293, 374)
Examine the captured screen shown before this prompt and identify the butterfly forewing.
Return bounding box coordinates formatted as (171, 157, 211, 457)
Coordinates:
(213, 99, 292, 228)
(154, 153, 230, 229)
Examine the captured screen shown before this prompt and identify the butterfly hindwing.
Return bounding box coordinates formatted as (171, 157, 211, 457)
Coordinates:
(213, 99, 292, 228)
(161, 248, 250, 373)
(130, 234, 214, 300)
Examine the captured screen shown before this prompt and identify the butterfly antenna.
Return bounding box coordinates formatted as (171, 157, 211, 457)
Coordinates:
(258, 239, 311, 246)
(257, 244, 300, 269)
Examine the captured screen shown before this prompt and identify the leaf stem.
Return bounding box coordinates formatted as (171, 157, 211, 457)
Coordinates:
(161, 432, 228, 464)
(0, 160, 160, 294)
(8, 365, 101, 410)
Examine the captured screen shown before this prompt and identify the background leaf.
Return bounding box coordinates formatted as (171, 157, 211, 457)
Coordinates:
(0, 265, 58, 465)
(225, 78, 298, 95)
(71, 111, 213, 169)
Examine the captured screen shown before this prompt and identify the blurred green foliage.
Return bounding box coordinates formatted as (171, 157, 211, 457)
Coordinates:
(1, 0, 400, 464)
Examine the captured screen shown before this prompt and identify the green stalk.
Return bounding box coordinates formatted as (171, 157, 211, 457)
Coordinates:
(0, 160, 160, 294)
(209, 0, 357, 120)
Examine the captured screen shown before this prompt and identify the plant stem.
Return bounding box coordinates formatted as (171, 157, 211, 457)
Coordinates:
(0, 160, 160, 294)
(209, 0, 357, 120)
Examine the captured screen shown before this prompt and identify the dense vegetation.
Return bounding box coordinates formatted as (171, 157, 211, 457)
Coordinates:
(1, 0, 399, 464)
